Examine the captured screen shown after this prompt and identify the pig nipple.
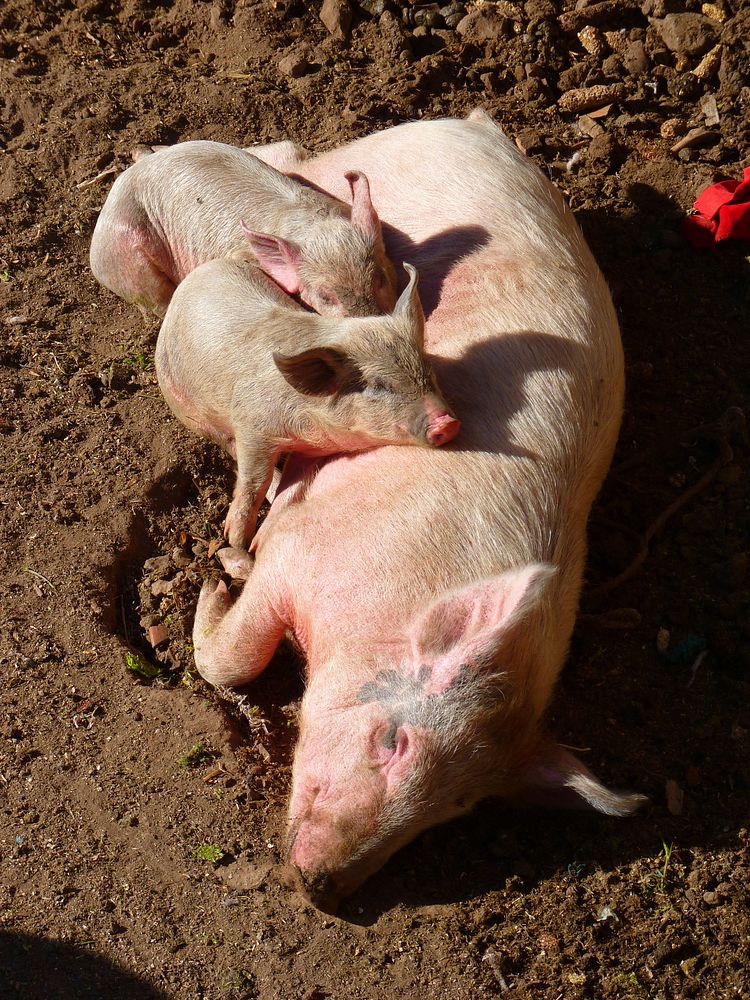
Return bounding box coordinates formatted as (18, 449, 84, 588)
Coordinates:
(426, 414, 461, 447)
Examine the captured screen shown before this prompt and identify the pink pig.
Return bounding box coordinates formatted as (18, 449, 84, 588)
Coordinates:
(192, 110, 646, 911)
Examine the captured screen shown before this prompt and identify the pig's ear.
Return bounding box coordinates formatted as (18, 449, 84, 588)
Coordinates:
(515, 741, 648, 816)
(393, 263, 424, 342)
(344, 171, 382, 242)
(409, 564, 555, 677)
(240, 221, 302, 294)
(273, 347, 349, 396)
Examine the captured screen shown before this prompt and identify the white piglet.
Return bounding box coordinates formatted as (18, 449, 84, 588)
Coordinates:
(156, 255, 460, 549)
(90, 140, 396, 317)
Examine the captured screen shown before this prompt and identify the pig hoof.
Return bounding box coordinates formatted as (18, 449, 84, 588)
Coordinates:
(194, 577, 233, 639)
(217, 546, 254, 581)
(223, 506, 257, 551)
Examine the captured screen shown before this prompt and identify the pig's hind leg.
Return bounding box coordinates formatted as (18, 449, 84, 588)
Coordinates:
(193, 571, 286, 687)
(92, 219, 176, 317)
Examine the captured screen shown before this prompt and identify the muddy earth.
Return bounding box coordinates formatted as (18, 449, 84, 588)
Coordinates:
(1, 0, 749, 996)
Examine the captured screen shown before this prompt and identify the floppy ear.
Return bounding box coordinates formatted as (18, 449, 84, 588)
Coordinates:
(240, 221, 302, 294)
(273, 347, 349, 396)
(515, 741, 648, 816)
(344, 171, 382, 242)
(408, 564, 555, 690)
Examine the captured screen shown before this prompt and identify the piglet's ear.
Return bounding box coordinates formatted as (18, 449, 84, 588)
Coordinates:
(516, 741, 648, 817)
(273, 346, 348, 396)
(240, 221, 302, 295)
(409, 564, 555, 678)
(344, 171, 382, 243)
(393, 263, 424, 344)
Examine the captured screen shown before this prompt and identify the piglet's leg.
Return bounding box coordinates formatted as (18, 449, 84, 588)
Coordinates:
(193, 571, 286, 687)
(224, 440, 276, 550)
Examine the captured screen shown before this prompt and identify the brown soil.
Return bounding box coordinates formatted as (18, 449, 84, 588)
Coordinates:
(1, 0, 749, 997)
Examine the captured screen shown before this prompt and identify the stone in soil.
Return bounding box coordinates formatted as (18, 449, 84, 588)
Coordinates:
(653, 13, 719, 58)
(455, 9, 513, 45)
(320, 0, 352, 39)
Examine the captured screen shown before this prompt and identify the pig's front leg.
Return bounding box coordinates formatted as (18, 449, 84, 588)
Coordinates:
(224, 437, 277, 550)
(193, 572, 286, 686)
(241, 140, 309, 171)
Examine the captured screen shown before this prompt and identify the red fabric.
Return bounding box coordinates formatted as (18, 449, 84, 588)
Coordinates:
(682, 167, 750, 249)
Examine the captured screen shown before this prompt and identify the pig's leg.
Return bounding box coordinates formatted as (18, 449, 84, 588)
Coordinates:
(241, 140, 309, 171)
(193, 573, 286, 686)
(224, 438, 277, 549)
(91, 219, 175, 316)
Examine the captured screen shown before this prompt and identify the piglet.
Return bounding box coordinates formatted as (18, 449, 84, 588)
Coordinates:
(89, 140, 396, 317)
(156, 255, 459, 549)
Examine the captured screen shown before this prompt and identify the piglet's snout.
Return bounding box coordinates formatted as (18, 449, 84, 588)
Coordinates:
(421, 392, 460, 447)
(426, 412, 461, 446)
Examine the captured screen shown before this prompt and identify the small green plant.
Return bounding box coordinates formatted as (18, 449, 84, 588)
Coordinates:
(0, 270, 10, 282)
(123, 350, 153, 371)
(656, 840, 674, 892)
(125, 650, 161, 679)
(178, 742, 218, 769)
(195, 843, 225, 864)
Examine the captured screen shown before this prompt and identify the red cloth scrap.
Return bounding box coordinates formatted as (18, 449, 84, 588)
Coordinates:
(682, 167, 750, 249)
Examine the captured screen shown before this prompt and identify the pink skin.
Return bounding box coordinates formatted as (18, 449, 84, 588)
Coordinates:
(193, 115, 642, 911)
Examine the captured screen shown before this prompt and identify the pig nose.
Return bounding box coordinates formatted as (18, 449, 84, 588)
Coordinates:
(295, 866, 342, 914)
(427, 413, 461, 446)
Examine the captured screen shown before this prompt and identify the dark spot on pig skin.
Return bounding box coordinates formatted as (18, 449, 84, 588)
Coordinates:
(357, 665, 476, 733)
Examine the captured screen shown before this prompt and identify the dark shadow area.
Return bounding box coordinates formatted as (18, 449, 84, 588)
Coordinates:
(0, 931, 171, 1000)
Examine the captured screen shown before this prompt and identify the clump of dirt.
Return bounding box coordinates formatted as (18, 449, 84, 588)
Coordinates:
(1, 0, 749, 998)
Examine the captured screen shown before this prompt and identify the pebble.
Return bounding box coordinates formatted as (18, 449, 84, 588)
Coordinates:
(558, 83, 624, 113)
(357, 0, 387, 15)
(455, 9, 513, 44)
(144, 554, 171, 576)
(278, 51, 310, 78)
(654, 13, 719, 59)
(320, 0, 352, 39)
(623, 39, 648, 75)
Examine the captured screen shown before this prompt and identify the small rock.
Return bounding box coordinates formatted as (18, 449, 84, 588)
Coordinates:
(455, 9, 512, 44)
(172, 546, 192, 568)
(601, 53, 624, 78)
(701, 2, 725, 21)
(702, 890, 719, 905)
(148, 624, 169, 648)
(585, 132, 619, 171)
(666, 71, 701, 101)
(357, 0, 387, 15)
(578, 114, 604, 138)
(514, 128, 543, 154)
(623, 40, 649, 74)
(654, 14, 719, 59)
(578, 25, 606, 58)
(660, 117, 685, 139)
(557, 62, 590, 92)
(320, 0, 353, 39)
(144, 555, 172, 576)
(278, 51, 310, 77)
(412, 23, 429, 37)
(150, 579, 175, 598)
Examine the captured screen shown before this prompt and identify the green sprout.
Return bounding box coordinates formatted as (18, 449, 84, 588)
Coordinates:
(125, 650, 161, 679)
(195, 843, 225, 864)
(178, 742, 218, 769)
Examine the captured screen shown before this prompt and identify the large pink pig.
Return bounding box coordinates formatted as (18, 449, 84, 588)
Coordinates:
(192, 110, 646, 911)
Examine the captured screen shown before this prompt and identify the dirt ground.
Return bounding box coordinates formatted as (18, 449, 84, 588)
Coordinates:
(1, 0, 749, 997)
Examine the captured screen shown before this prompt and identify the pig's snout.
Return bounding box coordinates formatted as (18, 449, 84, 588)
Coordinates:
(421, 392, 460, 447)
(427, 412, 461, 447)
(293, 866, 343, 914)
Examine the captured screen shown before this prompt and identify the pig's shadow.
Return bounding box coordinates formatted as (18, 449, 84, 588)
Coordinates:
(381, 221, 491, 317)
(0, 930, 170, 1000)
(430, 331, 587, 459)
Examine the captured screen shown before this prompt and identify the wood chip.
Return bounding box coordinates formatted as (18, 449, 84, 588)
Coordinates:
(701, 2, 726, 21)
(670, 127, 720, 153)
(578, 25, 607, 58)
(692, 44, 721, 80)
(588, 102, 613, 119)
(558, 84, 624, 114)
(207, 538, 225, 559)
(75, 165, 117, 190)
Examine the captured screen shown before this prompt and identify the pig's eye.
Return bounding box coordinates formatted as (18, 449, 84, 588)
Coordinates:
(367, 378, 390, 394)
(318, 288, 340, 307)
